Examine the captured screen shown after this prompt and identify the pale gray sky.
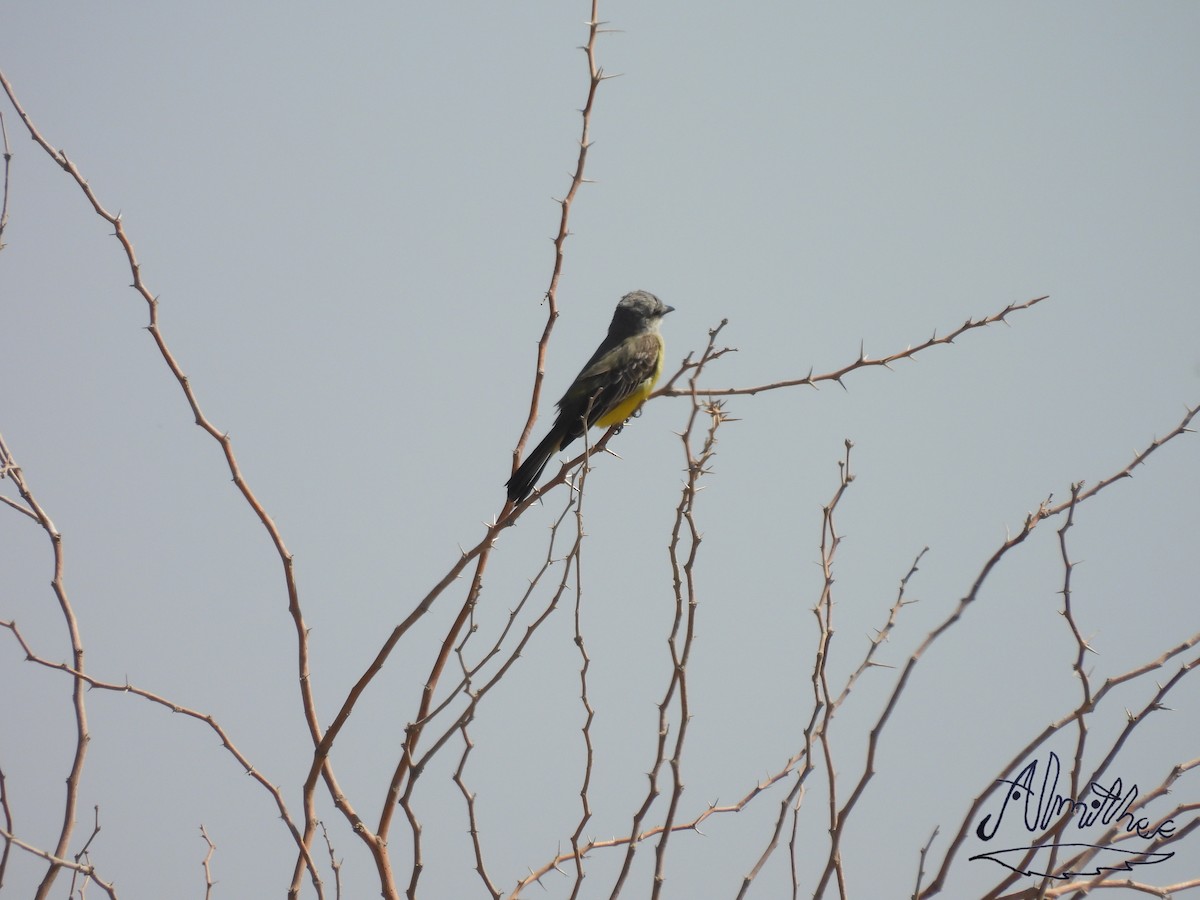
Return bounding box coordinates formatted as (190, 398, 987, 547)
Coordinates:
(2, 2, 1198, 898)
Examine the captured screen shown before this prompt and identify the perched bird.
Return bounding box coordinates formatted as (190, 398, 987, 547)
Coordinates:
(506, 290, 674, 502)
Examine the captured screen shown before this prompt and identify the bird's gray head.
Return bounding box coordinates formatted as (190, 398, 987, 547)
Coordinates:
(615, 290, 675, 324)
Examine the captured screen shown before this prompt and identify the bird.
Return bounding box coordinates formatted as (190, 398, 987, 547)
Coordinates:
(506, 290, 675, 503)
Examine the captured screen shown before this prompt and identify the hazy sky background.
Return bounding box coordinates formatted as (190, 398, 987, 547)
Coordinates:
(2, 2, 1198, 898)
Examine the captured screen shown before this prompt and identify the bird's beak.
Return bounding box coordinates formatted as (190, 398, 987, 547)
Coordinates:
(662, 305, 676, 315)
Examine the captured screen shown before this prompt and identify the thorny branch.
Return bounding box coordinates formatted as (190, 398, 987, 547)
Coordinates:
(651, 327, 731, 899)
(0, 619, 319, 880)
(199, 826, 216, 900)
(915, 404, 1200, 898)
(3, 3, 1196, 897)
(371, 9, 617, 899)
(655, 296, 1048, 400)
(0, 66, 328, 900)
(0, 431, 88, 900)
(0, 827, 117, 900)
(519, 402, 1198, 899)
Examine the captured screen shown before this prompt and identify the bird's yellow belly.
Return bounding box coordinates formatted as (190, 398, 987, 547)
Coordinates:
(593, 352, 664, 429)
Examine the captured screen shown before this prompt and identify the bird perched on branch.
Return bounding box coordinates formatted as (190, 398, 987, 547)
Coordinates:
(506, 290, 674, 503)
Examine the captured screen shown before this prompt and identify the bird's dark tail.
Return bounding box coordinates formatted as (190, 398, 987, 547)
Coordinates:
(506, 425, 571, 503)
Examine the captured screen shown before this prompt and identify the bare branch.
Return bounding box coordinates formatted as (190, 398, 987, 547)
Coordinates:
(319, 822, 344, 900)
(568, 437, 596, 900)
(507, 0, 610, 472)
(0, 828, 118, 900)
(811, 440, 856, 900)
(918, 403, 1200, 896)
(0, 108, 11, 250)
(0, 430, 89, 900)
(657, 296, 1049, 399)
(0, 67, 328, 900)
(651, 333, 730, 898)
(199, 826, 215, 900)
(913, 826, 940, 899)
(0, 619, 320, 886)
(0, 765, 11, 887)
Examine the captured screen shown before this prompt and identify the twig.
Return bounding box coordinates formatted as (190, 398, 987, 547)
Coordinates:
(0, 828, 117, 900)
(513, 762, 796, 898)
(319, 822, 343, 900)
(199, 826, 215, 900)
(454, 725, 502, 900)
(0, 620, 318, 883)
(656, 296, 1049, 399)
(651, 328, 730, 898)
(603, 323, 729, 900)
(0, 67, 327, 900)
(67, 807, 103, 898)
(835, 547, 928, 709)
(0, 430, 89, 900)
(420, 498, 582, 774)
(361, 7, 617, 897)
(912, 826, 939, 900)
(811, 440, 856, 900)
(918, 403, 1200, 896)
(0, 108, 11, 250)
(508, 0, 612, 470)
(0, 765, 10, 887)
(568, 433, 596, 900)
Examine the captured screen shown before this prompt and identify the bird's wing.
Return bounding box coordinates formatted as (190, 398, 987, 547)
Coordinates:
(559, 332, 662, 426)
